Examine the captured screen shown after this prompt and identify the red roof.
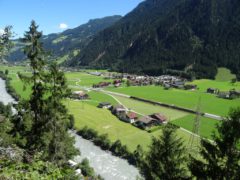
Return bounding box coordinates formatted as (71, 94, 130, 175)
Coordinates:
(126, 112, 138, 119)
(151, 113, 167, 122)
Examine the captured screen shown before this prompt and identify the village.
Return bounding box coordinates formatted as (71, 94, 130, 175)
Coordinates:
(88, 71, 240, 100)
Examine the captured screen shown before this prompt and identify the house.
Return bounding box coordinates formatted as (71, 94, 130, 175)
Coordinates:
(113, 79, 122, 87)
(111, 105, 128, 119)
(93, 82, 111, 88)
(229, 90, 240, 99)
(150, 113, 167, 124)
(135, 116, 158, 129)
(184, 84, 197, 90)
(218, 91, 230, 99)
(171, 81, 185, 89)
(125, 112, 138, 123)
(98, 102, 112, 109)
(218, 90, 240, 100)
(207, 88, 219, 94)
(71, 91, 89, 100)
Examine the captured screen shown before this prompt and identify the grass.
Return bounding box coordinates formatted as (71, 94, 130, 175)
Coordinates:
(172, 115, 220, 139)
(215, 67, 236, 82)
(0, 65, 203, 152)
(52, 35, 68, 44)
(65, 72, 112, 87)
(107, 85, 240, 116)
(110, 94, 189, 120)
(66, 100, 196, 152)
(86, 91, 118, 106)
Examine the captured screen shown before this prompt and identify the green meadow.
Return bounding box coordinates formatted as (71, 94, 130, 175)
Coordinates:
(0, 65, 235, 152)
(215, 67, 236, 82)
(66, 100, 196, 151)
(65, 71, 112, 87)
(110, 94, 189, 120)
(107, 84, 240, 116)
(171, 115, 220, 139)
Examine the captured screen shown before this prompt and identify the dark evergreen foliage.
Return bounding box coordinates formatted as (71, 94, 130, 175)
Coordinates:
(11, 21, 78, 165)
(70, 0, 240, 79)
(139, 124, 188, 180)
(189, 107, 240, 179)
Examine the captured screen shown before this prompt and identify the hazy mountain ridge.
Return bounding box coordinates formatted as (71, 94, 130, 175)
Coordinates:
(8, 15, 122, 63)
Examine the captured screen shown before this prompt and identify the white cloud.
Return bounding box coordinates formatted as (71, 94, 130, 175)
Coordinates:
(0, 29, 4, 36)
(59, 23, 68, 30)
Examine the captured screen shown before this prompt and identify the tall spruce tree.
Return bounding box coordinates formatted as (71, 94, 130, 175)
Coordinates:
(0, 26, 13, 61)
(140, 125, 188, 180)
(43, 62, 78, 164)
(189, 107, 240, 179)
(12, 21, 78, 165)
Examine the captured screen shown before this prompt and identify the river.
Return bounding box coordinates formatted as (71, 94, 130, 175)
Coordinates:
(0, 78, 140, 180)
(0, 78, 16, 106)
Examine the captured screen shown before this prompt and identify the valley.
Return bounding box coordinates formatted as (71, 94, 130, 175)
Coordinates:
(1, 65, 239, 152)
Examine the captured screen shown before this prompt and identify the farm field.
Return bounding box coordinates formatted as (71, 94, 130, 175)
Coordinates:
(66, 100, 197, 152)
(109, 94, 189, 120)
(215, 67, 236, 82)
(86, 91, 118, 107)
(107, 85, 240, 116)
(0, 65, 231, 150)
(171, 115, 220, 139)
(65, 71, 112, 87)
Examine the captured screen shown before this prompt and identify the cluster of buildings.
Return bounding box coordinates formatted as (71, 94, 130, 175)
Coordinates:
(207, 88, 240, 100)
(98, 102, 167, 129)
(70, 91, 89, 100)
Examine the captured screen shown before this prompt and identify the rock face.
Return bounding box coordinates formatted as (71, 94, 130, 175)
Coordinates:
(69, 0, 240, 79)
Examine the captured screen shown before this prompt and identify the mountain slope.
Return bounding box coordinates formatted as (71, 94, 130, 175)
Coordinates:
(8, 15, 122, 63)
(69, 0, 240, 79)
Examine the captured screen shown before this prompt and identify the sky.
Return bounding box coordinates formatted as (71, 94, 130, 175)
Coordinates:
(0, 0, 144, 38)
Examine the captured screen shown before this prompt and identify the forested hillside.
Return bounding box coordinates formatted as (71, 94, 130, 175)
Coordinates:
(69, 0, 240, 79)
(8, 15, 121, 63)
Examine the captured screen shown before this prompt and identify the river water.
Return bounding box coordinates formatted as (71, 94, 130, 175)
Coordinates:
(0, 78, 16, 106)
(0, 78, 140, 180)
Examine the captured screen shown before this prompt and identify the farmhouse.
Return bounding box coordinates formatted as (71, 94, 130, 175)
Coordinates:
(150, 113, 167, 124)
(229, 90, 240, 99)
(113, 79, 122, 87)
(125, 112, 138, 123)
(170, 80, 185, 89)
(98, 102, 112, 109)
(207, 88, 219, 94)
(71, 91, 89, 100)
(184, 84, 197, 90)
(111, 105, 127, 116)
(135, 116, 158, 129)
(93, 82, 111, 88)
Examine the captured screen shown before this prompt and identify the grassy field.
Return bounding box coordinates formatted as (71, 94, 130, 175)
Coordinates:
(66, 100, 196, 152)
(65, 72, 112, 87)
(171, 115, 220, 139)
(107, 85, 240, 116)
(215, 67, 236, 81)
(0, 65, 214, 152)
(110, 94, 189, 120)
(86, 91, 118, 106)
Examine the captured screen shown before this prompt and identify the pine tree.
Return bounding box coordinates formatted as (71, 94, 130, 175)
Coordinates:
(12, 21, 78, 165)
(140, 125, 188, 180)
(189, 107, 240, 179)
(43, 62, 78, 164)
(0, 26, 13, 60)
